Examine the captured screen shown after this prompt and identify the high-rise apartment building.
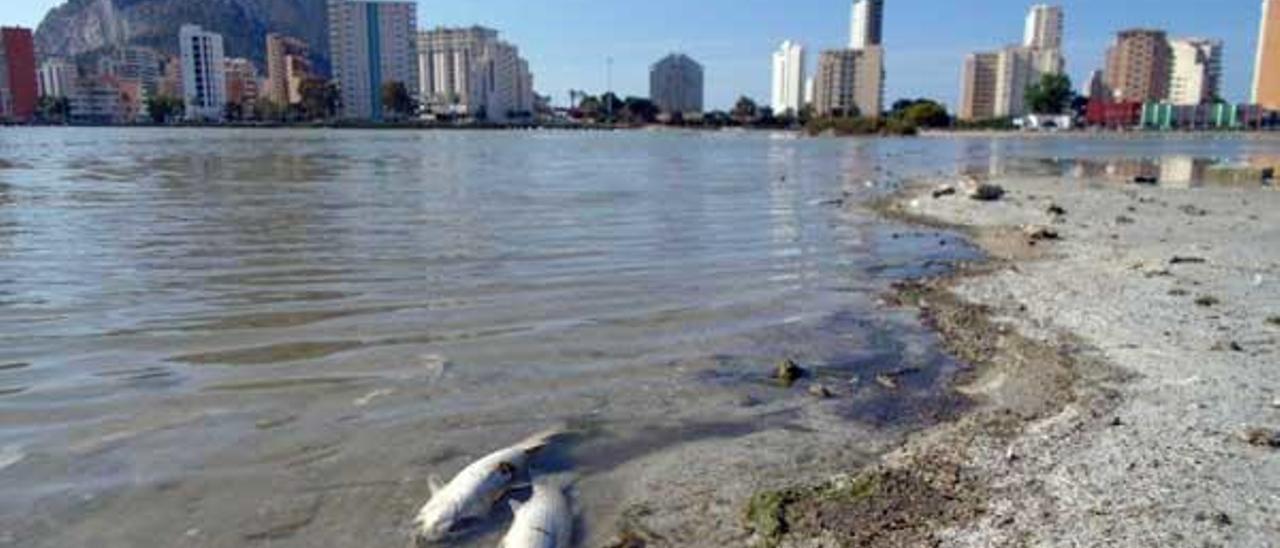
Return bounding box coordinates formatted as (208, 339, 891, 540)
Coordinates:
(1024, 4, 1064, 50)
(650, 53, 704, 115)
(960, 5, 1066, 120)
(327, 0, 419, 120)
(0, 27, 38, 122)
(37, 58, 77, 98)
(1105, 29, 1172, 103)
(117, 46, 161, 95)
(813, 47, 884, 118)
(771, 41, 806, 115)
(266, 33, 312, 105)
(1167, 38, 1222, 106)
(417, 26, 535, 121)
(224, 58, 261, 105)
(179, 24, 227, 121)
(960, 51, 1000, 120)
(959, 45, 1059, 120)
(1253, 0, 1280, 108)
(850, 0, 884, 49)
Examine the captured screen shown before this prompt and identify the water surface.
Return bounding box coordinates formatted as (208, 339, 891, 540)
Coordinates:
(0, 129, 1272, 547)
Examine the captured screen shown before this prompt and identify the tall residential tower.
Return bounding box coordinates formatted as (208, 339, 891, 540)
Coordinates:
(1254, 0, 1280, 108)
(0, 27, 37, 122)
(650, 53, 704, 115)
(1105, 29, 1172, 102)
(327, 0, 419, 120)
(178, 24, 226, 122)
(417, 26, 535, 122)
(771, 41, 806, 115)
(1024, 5, 1064, 50)
(850, 0, 884, 49)
(1168, 38, 1222, 105)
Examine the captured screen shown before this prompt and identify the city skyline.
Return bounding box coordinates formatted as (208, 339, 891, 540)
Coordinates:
(0, 0, 1268, 109)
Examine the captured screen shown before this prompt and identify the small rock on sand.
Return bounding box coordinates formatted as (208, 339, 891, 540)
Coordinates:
(775, 359, 806, 386)
(808, 384, 834, 399)
(1046, 204, 1067, 216)
(1132, 176, 1159, 185)
(1194, 296, 1220, 307)
(932, 185, 957, 199)
(874, 374, 898, 390)
(1170, 256, 1207, 265)
(1238, 427, 1280, 448)
(1023, 225, 1060, 241)
(969, 184, 1006, 202)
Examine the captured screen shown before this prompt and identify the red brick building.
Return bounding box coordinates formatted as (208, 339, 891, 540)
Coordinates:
(1, 27, 38, 122)
(1086, 99, 1142, 129)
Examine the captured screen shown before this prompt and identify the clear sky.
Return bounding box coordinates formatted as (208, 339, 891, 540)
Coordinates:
(1, 0, 1266, 109)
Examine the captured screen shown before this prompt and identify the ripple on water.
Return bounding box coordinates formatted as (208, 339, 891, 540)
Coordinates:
(171, 341, 366, 366)
(0, 445, 23, 471)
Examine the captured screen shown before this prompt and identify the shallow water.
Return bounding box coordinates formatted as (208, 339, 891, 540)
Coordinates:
(0, 129, 1273, 547)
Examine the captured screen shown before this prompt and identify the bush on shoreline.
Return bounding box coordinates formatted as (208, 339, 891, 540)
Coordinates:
(804, 116, 919, 137)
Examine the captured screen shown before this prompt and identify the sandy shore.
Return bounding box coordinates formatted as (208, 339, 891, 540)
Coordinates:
(749, 176, 1280, 546)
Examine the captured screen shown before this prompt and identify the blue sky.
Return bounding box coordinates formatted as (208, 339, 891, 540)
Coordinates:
(2, 1, 1266, 109)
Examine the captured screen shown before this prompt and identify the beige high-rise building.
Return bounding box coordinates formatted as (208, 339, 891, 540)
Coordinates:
(416, 26, 535, 122)
(1168, 38, 1222, 106)
(266, 34, 311, 105)
(1024, 4, 1064, 50)
(327, 0, 418, 120)
(813, 47, 883, 118)
(960, 4, 1065, 120)
(960, 51, 999, 120)
(1253, 0, 1280, 108)
(960, 46, 1061, 120)
(1105, 29, 1172, 102)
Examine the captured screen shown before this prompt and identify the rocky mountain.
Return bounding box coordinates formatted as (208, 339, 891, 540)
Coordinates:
(35, 0, 330, 72)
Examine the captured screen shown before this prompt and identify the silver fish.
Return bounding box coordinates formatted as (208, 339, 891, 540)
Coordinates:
(412, 429, 561, 545)
(500, 474, 574, 548)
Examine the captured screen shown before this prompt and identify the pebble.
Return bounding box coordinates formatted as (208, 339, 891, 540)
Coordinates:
(969, 184, 1006, 202)
(808, 384, 834, 399)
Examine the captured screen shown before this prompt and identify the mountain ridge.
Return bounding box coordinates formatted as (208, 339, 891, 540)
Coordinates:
(34, 0, 330, 73)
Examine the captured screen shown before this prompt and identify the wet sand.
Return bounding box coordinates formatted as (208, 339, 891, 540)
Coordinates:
(757, 176, 1280, 546)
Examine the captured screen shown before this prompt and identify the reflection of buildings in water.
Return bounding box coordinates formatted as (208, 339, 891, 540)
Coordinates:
(1157, 156, 1209, 188)
(766, 140, 804, 273)
(1247, 155, 1280, 170)
(836, 140, 878, 191)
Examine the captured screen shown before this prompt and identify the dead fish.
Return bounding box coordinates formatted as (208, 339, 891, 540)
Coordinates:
(412, 429, 563, 545)
(500, 474, 574, 548)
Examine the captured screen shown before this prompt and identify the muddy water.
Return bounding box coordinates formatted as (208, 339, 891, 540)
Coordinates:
(0, 129, 1267, 547)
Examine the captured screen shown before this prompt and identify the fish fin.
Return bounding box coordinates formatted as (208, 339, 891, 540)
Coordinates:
(516, 425, 570, 454)
(428, 474, 445, 495)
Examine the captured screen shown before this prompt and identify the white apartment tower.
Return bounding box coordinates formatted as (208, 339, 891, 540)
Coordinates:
(1024, 4, 1064, 50)
(771, 41, 806, 115)
(850, 0, 884, 49)
(855, 0, 885, 48)
(1168, 38, 1223, 105)
(417, 26, 536, 122)
(178, 24, 226, 121)
(327, 0, 419, 120)
(37, 58, 76, 98)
